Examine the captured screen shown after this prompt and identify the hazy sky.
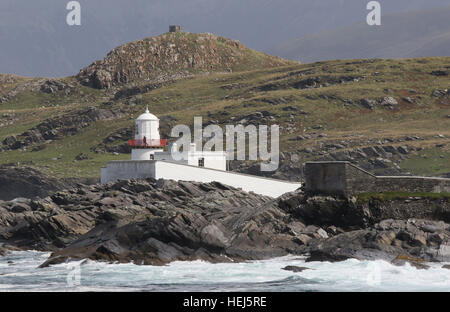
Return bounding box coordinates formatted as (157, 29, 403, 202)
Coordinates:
(0, 0, 449, 77)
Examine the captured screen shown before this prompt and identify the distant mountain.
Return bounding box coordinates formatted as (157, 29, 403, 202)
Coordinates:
(268, 6, 450, 62)
(1, 0, 449, 77)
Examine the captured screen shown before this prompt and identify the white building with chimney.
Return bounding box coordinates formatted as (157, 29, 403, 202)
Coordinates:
(101, 106, 301, 198)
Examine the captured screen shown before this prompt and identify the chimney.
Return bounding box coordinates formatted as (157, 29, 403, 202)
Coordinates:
(169, 25, 182, 33)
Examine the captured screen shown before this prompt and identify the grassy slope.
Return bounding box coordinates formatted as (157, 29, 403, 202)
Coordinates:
(0, 57, 449, 179)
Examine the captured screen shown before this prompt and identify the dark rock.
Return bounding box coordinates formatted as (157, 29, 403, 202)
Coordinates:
(430, 70, 449, 77)
(306, 249, 354, 262)
(304, 219, 450, 263)
(282, 265, 310, 272)
(362, 147, 381, 158)
(397, 146, 409, 154)
(382, 146, 398, 154)
(282, 106, 299, 112)
(283, 195, 370, 229)
(372, 158, 390, 169)
(391, 255, 430, 270)
(402, 97, 414, 104)
(2, 135, 18, 146)
(360, 99, 376, 110)
(10, 201, 31, 213)
(40, 80, 73, 94)
(432, 89, 449, 98)
(75, 153, 89, 161)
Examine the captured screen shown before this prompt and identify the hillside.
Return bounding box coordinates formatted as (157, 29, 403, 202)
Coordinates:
(269, 6, 450, 63)
(77, 31, 296, 89)
(0, 33, 449, 187)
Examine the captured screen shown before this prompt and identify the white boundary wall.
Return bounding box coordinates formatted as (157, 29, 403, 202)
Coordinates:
(101, 160, 301, 198)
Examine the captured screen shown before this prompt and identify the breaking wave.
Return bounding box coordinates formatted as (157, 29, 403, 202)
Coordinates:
(1, 251, 450, 292)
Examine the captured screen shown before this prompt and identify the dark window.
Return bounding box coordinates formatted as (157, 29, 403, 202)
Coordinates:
(150, 154, 154, 160)
(198, 158, 205, 167)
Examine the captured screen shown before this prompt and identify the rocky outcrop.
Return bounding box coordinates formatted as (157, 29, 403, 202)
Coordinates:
(279, 193, 450, 228)
(358, 97, 399, 110)
(40, 184, 310, 266)
(77, 32, 295, 89)
(431, 88, 449, 98)
(1, 177, 450, 267)
(40, 79, 75, 95)
(306, 219, 450, 263)
(0, 179, 304, 265)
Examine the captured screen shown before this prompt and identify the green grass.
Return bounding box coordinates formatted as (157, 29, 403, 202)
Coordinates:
(400, 147, 450, 177)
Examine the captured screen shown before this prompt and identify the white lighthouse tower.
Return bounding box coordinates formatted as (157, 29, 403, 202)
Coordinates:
(130, 105, 167, 160)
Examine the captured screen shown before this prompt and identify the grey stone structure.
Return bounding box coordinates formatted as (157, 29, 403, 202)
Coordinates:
(169, 25, 182, 33)
(304, 161, 450, 197)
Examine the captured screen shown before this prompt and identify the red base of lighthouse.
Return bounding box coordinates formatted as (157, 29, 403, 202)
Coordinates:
(128, 139, 167, 148)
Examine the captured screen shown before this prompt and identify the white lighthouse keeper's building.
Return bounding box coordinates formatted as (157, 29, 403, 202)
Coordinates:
(101, 106, 301, 198)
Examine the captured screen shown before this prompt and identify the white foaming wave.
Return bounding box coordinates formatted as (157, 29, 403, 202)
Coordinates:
(1, 251, 450, 291)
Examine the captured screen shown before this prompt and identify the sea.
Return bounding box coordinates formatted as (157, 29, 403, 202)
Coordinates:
(1, 251, 449, 292)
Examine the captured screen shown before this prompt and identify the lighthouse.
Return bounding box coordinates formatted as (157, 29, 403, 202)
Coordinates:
(101, 105, 302, 197)
(129, 105, 167, 160)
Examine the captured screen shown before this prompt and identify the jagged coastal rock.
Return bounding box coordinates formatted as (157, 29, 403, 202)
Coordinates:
(0, 178, 449, 268)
